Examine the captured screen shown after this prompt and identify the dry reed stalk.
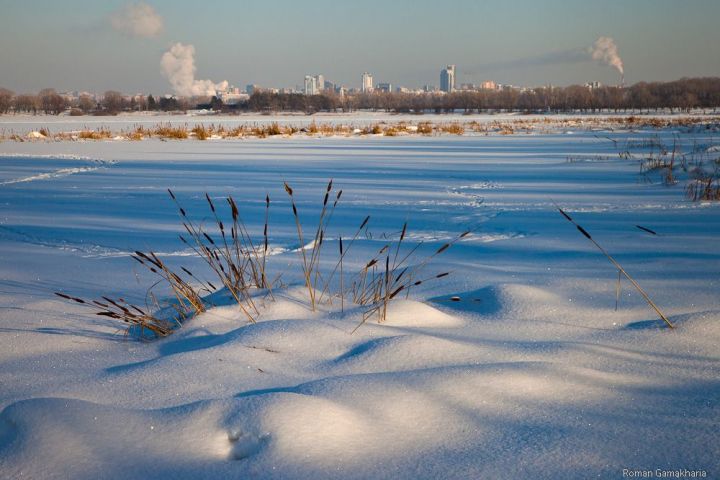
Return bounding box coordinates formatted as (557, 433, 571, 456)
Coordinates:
(284, 182, 314, 309)
(54, 292, 173, 338)
(168, 189, 260, 323)
(308, 181, 342, 301)
(318, 215, 370, 304)
(227, 195, 265, 289)
(339, 236, 344, 313)
(351, 270, 452, 334)
(131, 251, 205, 317)
(402, 230, 470, 298)
(284, 180, 341, 310)
(555, 204, 674, 329)
(349, 226, 468, 332)
(262, 194, 271, 294)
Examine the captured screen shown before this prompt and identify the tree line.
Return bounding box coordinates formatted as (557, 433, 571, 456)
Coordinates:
(0, 89, 194, 115)
(247, 77, 720, 114)
(2, 77, 720, 116)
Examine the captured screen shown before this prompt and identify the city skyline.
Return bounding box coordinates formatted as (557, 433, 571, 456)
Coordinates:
(1, 0, 719, 95)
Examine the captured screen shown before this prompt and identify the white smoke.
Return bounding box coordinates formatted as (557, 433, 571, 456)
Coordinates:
(465, 36, 626, 83)
(160, 43, 229, 97)
(110, 2, 164, 38)
(589, 36, 624, 77)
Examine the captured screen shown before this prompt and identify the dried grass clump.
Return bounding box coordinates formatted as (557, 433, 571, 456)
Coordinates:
(228, 125, 248, 138)
(131, 250, 206, 319)
(191, 125, 210, 140)
(686, 174, 720, 201)
(283, 181, 462, 328)
(348, 226, 469, 331)
(127, 125, 148, 141)
(78, 128, 112, 140)
(54, 292, 175, 338)
(417, 122, 433, 135)
(333, 124, 351, 136)
(170, 189, 272, 323)
(440, 123, 465, 135)
(266, 122, 283, 136)
(154, 124, 188, 139)
(56, 180, 468, 339)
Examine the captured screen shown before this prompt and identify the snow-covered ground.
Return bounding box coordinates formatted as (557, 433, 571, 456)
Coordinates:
(0, 120, 718, 478)
(1, 111, 717, 137)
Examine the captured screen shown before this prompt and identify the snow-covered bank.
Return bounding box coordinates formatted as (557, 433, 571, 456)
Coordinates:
(0, 130, 718, 478)
(1, 112, 718, 143)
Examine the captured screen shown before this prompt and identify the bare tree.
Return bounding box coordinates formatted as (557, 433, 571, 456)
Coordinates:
(38, 88, 68, 115)
(78, 95, 95, 113)
(102, 91, 125, 114)
(628, 83, 657, 113)
(0, 88, 14, 114)
(13, 94, 39, 114)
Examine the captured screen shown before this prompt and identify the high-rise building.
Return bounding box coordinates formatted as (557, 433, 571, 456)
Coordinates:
(361, 72, 373, 93)
(304, 75, 319, 95)
(315, 74, 325, 92)
(480, 80, 496, 90)
(377, 83, 392, 93)
(440, 65, 456, 93)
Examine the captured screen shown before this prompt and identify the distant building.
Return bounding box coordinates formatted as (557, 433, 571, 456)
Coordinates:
(585, 81, 602, 90)
(219, 92, 250, 105)
(480, 80, 496, 90)
(440, 65, 456, 93)
(460, 83, 476, 91)
(423, 85, 436, 93)
(304, 75, 319, 95)
(361, 72, 373, 93)
(246, 84, 260, 95)
(315, 74, 325, 92)
(377, 82, 392, 93)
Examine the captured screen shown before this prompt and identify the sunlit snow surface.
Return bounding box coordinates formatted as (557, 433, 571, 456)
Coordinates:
(0, 120, 719, 479)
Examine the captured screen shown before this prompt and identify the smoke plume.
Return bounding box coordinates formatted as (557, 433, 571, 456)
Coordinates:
(111, 2, 164, 38)
(160, 43, 229, 97)
(589, 36, 624, 77)
(464, 36, 625, 81)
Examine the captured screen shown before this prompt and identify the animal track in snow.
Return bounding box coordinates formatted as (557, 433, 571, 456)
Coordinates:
(227, 429, 269, 460)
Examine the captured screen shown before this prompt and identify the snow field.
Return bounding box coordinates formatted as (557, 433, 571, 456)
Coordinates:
(0, 124, 718, 478)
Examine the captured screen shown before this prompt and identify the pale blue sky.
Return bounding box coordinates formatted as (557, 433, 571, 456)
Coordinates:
(0, 0, 718, 94)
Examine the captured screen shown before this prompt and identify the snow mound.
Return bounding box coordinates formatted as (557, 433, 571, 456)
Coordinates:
(379, 299, 464, 327)
(0, 397, 233, 479)
(5, 361, 707, 479)
(431, 283, 559, 318)
(330, 334, 484, 373)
